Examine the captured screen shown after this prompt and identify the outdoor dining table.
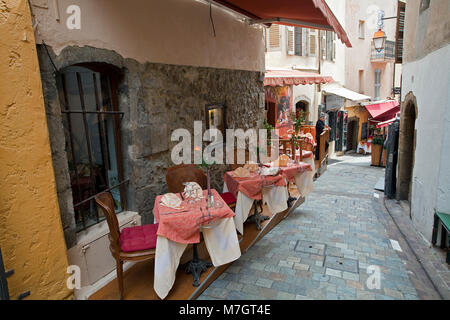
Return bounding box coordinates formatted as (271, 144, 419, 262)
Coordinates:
(272, 157, 315, 198)
(223, 169, 288, 234)
(152, 189, 241, 300)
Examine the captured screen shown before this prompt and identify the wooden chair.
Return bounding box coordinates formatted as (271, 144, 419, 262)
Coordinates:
(298, 136, 315, 162)
(95, 192, 157, 299)
(166, 164, 207, 193)
(166, 164, 236, 209)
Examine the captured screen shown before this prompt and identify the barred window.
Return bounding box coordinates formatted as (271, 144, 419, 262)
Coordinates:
(57, 64, 127, 232)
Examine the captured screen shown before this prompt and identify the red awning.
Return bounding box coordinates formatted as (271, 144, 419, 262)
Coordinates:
(264, 69, 334, 87)
(365, 100, 400, 122)
(376, 117, 397, 128)
(213, 0, 351, 47)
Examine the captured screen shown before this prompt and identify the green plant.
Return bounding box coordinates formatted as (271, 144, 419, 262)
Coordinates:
(372, 136, 385, 145)
(264, 119, 275, 145)
(291, 111, 306, 133)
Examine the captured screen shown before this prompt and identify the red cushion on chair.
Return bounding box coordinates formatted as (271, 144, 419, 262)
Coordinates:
(219, 192, 237, 205)
(120, 223, 158, 252)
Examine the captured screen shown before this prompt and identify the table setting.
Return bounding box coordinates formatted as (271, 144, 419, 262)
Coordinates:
(223, 163, 288, 234)
(152, 187, 241, 299)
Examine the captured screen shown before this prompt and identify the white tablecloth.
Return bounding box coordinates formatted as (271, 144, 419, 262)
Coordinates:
(153, 217, 241, 299)
(293, 156, 315, 197)
(357, 142, 372, 154)
(223, 181, 288, 235)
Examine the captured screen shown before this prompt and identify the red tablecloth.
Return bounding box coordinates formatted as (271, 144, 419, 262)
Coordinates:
(224, 171, 286, 200)
(278, 162, 312, 181)
(153, 189, 235, 244)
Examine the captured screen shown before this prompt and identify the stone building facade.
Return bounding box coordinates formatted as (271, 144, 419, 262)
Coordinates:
(38, 45, 265, 248)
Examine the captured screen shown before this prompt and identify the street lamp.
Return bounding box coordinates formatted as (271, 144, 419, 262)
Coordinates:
(372, 28, 386, 52)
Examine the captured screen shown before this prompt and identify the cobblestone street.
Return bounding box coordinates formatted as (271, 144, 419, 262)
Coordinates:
(199, 154, 424, 300)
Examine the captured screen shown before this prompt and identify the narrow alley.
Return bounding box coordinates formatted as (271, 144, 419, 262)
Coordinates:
(199, 154, 433, 300)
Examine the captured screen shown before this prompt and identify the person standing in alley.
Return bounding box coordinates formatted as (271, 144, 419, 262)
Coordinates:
(315, 113, 326, 160)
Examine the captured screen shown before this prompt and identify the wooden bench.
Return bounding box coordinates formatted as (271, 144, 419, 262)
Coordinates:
(432, 211, 450, 264)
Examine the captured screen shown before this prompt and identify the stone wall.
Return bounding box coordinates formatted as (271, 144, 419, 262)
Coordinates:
(38, 45, 265, 248)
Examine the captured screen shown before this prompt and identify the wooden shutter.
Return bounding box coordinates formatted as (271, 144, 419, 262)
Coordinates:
(295, 27, 302, 56)
(308, 29, 317, 56)
(331, 32, 336, 61)
(268, 25, 281, 50)
(320, 31, 326, 60)
(395, 1, 406, 63)
(286, 26, 295, 55)
(302, 28, 308, 56)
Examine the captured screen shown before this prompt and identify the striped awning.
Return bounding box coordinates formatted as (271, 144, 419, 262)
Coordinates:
(264, 69, 334, 87)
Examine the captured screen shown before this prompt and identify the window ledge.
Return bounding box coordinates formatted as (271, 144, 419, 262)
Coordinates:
(75, 211, 140, 246)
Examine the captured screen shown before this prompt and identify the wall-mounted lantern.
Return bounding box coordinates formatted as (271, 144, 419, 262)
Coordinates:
(372, 29, 387, 52)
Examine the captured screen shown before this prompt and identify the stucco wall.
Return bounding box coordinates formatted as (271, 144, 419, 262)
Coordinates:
(29, 0, 265, 72)
(345, 0, 397, 100)
(0, 0, 72, 299)
(401, 43, 450, 240)
(403, 0, 450, 63)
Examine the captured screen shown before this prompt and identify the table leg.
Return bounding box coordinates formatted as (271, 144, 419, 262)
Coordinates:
(185, 243, 213, 287)
(247, 200, 270, 230)
(287, 182, 297, 207)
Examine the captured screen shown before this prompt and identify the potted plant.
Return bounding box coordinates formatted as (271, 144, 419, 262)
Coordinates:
(371, 136, 384, 166)
(264, 119, 275, 158)
(291, 111, 306, 135)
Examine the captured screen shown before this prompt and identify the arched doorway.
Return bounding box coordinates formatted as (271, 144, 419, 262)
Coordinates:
(295, 100, 309, 123)
(397, 93, 417, 202)
(346, 117, 359, 152)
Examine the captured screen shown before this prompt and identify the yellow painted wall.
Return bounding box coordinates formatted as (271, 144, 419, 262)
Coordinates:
(0, 0, 72, 299)
(346, 105, 369, 143)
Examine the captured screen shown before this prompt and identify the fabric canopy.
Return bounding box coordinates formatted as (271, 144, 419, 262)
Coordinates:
(264, 69, 334, 86)
(213, 0, 351, 47)
(323, 87, 371, 102)
(376, 117, 397, 128)
(365, 100, 400, 122)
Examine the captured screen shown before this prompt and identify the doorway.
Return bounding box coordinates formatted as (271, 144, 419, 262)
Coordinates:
(296, 100, 309, 123)
(397, 94, 417, 202)
(347, 118, 359, 152)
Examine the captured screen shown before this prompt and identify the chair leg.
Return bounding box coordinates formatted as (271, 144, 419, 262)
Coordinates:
(116, 259, 124, 300)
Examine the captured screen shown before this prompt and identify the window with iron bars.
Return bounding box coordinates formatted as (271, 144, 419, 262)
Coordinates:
(57, 64, 127, 232)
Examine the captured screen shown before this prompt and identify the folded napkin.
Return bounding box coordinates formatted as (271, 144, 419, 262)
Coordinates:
(233, 167, 251, 178)
(243, 163, 259, 172)
(182, 182, 204, 199)
(260, 167, 280, 176)
(160, 193, 183, 209)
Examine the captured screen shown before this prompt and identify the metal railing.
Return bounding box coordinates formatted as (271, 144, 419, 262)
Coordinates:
(0, 248, 11, 300)
(371, 40, 396, 61)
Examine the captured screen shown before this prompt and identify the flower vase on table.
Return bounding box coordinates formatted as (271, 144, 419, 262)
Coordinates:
(185, 160, 215, 287)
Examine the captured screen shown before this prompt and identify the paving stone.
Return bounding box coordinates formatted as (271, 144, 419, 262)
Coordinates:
(343, 271, 360, 281)
(312, 273, 330, 282)
(324, 256, 359, 273)
(255, 278, 274, 288)
(326, 268, 343, 278)
(294, 263, 310, 271)
(384, 288, 404, 299)
(226, 281, 244, 291)
(275, 291, 296, 300)
(199, 154, 426, 301)
(278, 260, 294, 268)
